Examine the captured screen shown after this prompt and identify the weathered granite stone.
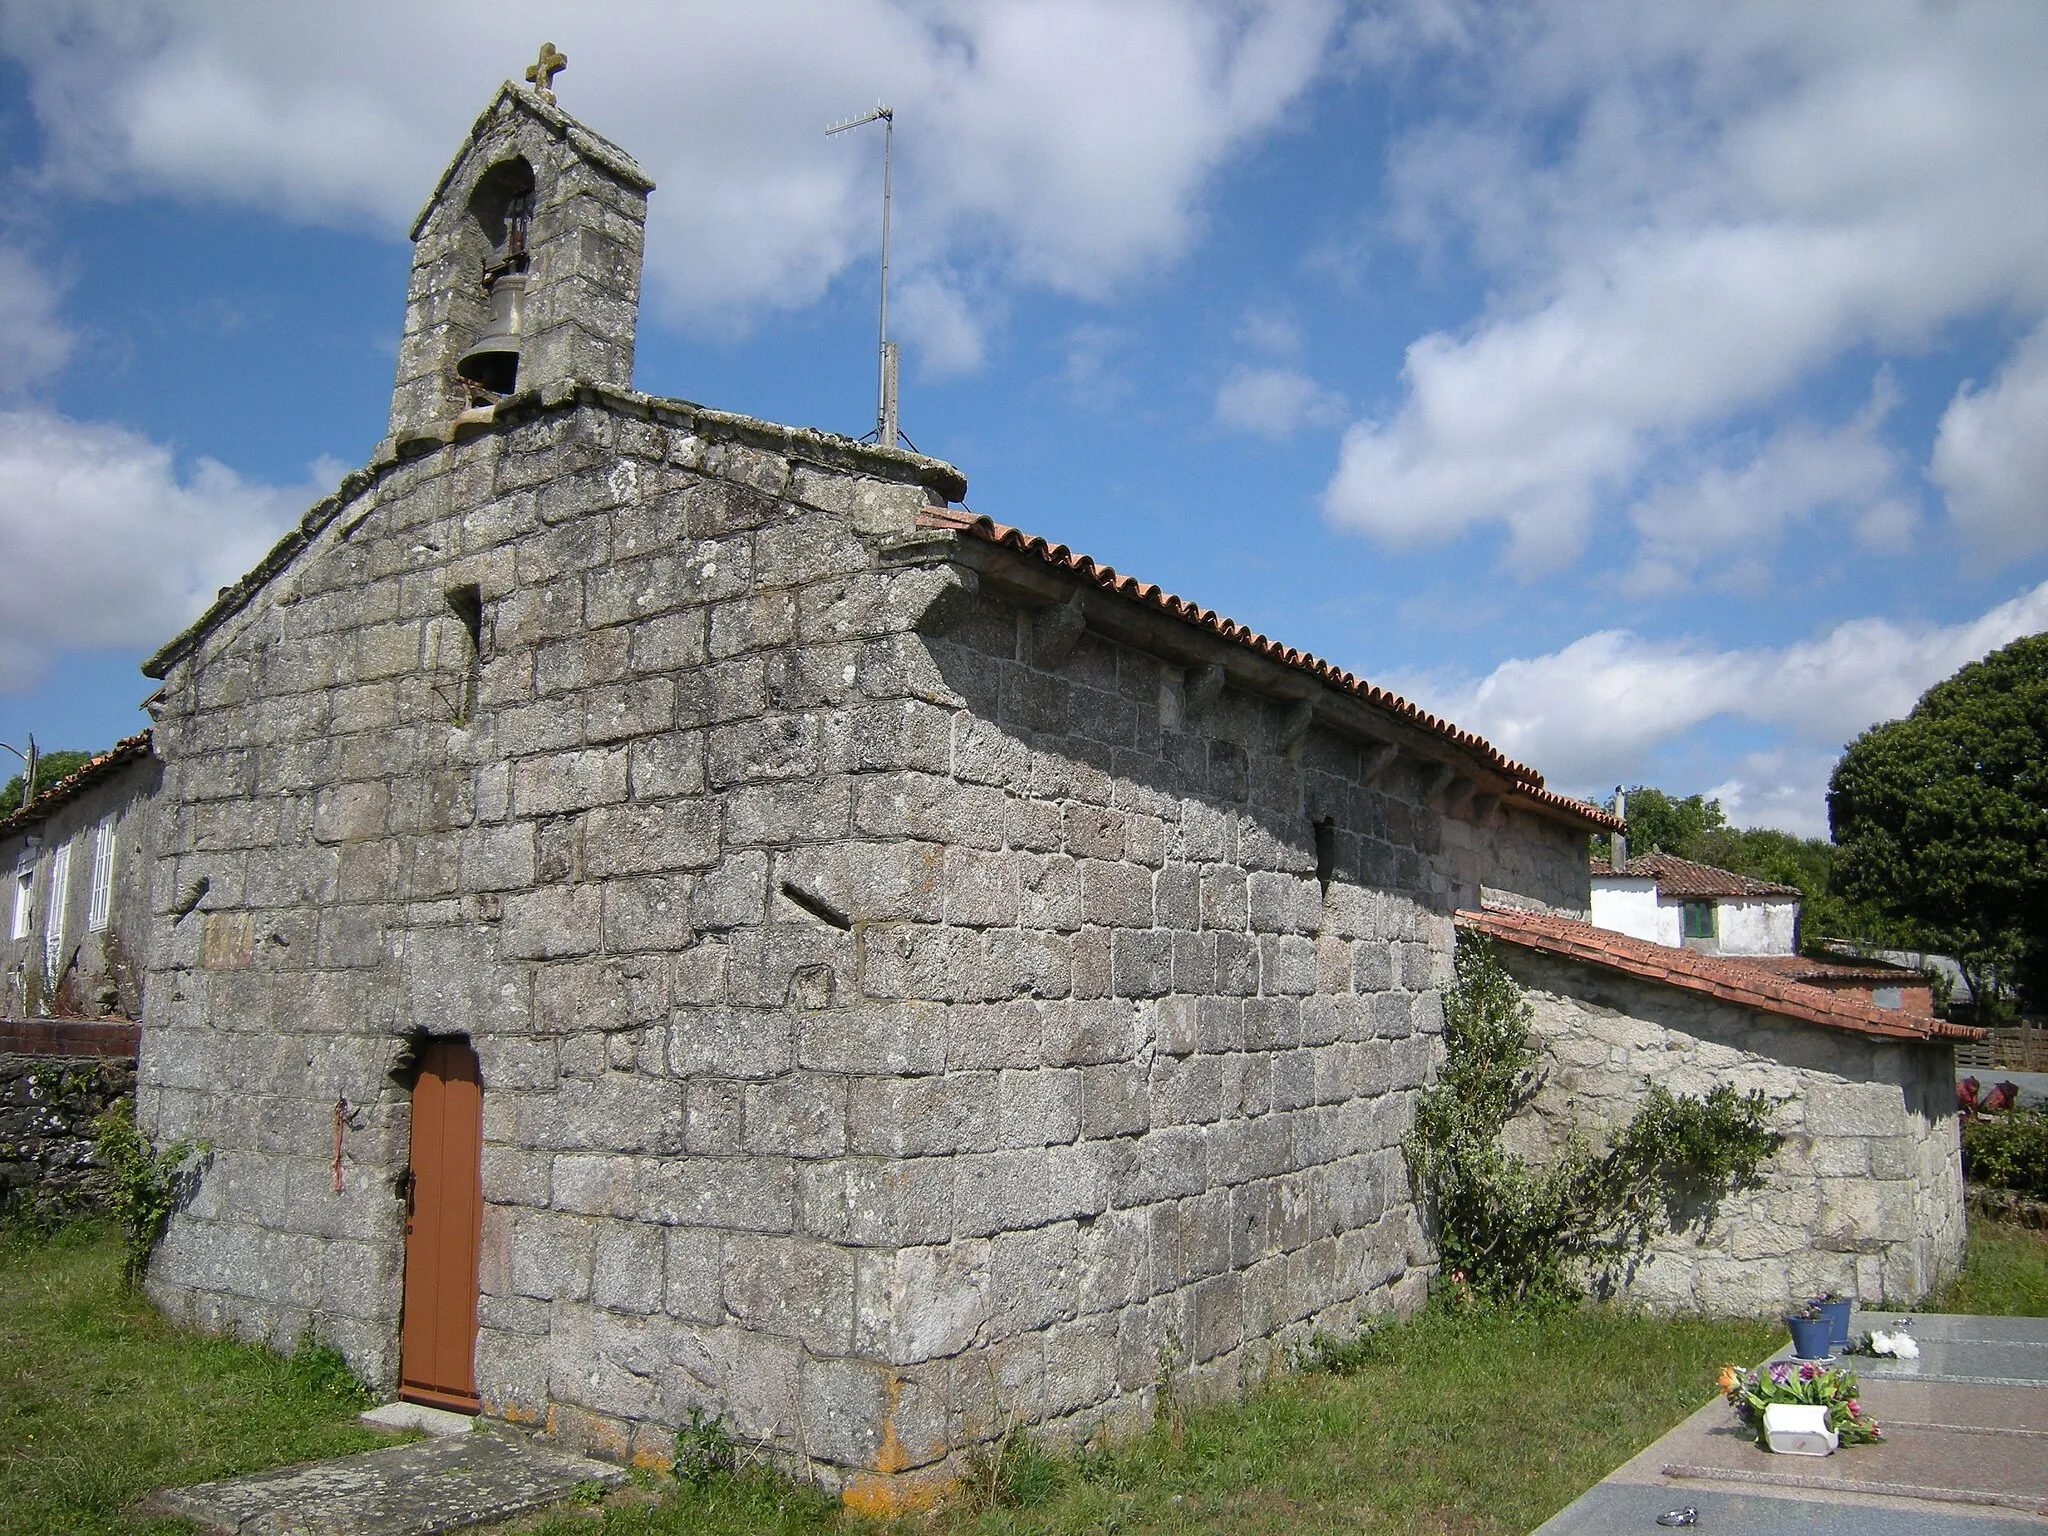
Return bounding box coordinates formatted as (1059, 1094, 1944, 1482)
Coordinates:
(1495, 946, 1965, 1311)
(0, 1038, 137, 1215)
(128, 67, 1607, 1505)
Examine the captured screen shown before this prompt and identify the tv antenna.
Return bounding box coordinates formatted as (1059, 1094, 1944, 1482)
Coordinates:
(826, 103, 901, 450)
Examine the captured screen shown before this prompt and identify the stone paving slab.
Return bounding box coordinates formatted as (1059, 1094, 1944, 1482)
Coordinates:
(1634, 1379, 2048, 1517)
(145, 1431, 625, 1535)
(1532, 1481, 2048, 1535)
(1795, 1311, 2048, 1388)
(1850, 1311, 2048, 1347)
(1535, 1321, 2048, 1533)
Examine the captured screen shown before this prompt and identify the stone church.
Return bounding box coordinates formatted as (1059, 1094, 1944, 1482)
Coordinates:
(126, 61, 1949, 1505)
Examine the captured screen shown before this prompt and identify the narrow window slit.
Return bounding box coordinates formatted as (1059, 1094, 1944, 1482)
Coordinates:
(445, 584, 483, 724)
(1314, 816, 1338, 894)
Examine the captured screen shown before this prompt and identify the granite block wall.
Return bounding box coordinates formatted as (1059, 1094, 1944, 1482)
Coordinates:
(137, 381, 1591, 1495)
(1495, 946, 1964, 1311)
(0, 1021, 140, 1216)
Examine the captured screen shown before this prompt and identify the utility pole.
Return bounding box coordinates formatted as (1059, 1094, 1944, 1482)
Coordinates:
(1, 735, 37, 810)
(826, 103, 898, 449)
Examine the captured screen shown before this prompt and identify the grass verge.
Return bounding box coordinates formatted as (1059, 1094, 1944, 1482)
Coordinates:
(1926, 1212, 2048, 1316)
(9, 1215, 2036, 1536)
(506, 1306, 1780, 1536)
(0, 1221, 394, 1536)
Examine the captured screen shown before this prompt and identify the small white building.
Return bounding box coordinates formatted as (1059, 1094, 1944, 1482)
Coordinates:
(1590, 852, 1801, 957)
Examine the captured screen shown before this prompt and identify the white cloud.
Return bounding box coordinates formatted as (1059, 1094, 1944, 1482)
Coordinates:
(0, 0, 1342, 340)
(1323, 3, 2048, 568)
(0, 244, 74, 394)
(1214, 365, 1346, 437)
(1930, 321, 2048, 562)
(0, 407, 312, 691)
(1412, 580, 2048, 828)
(1063, 322, 1137, 408)
(1622, 379, 1912, 593)
(1700, 749, 1845, 839)
(895, 275, 990, 379)
(1235, 307, 1305, 358)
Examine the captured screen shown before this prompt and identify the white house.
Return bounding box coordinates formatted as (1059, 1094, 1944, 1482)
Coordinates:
(1589, 851, 1801, 957)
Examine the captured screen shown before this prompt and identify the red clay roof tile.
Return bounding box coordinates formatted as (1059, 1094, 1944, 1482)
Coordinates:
(0, 731, 153, 840)
(1741, 955, 1929, 986)
(1457, 903, 1982, 1044)
(1590, 851, 1802, 898)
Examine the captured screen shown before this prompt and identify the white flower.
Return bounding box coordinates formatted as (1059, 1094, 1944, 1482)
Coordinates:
(1892, 1333, 1920, 1359)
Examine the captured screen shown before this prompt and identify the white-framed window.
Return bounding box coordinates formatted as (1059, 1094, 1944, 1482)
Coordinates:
(44, 841, 69, 976)
(10, 858, 30, 941)
(88, 815, 117, 932)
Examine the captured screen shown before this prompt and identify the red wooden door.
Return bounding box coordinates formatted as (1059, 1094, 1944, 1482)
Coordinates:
(399, 1037, 483, 1411)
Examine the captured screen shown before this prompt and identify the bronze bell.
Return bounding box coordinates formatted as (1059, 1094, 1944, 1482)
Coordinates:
(457, 272, 525, 394)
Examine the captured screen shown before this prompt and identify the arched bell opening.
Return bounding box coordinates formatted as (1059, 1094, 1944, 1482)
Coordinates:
(456, 157, 536, 397)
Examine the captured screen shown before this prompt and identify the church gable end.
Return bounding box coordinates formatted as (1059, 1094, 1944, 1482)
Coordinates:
(133, 54, 1613, 1508)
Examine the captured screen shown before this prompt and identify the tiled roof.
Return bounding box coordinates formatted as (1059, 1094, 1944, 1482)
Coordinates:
(920, 508, 1619, 832)
(1740, 955, 1928, 986)
(0, 732, 154, 840)
(1590, 851, 1802, 899)
(1457, 903, 1982, 1043)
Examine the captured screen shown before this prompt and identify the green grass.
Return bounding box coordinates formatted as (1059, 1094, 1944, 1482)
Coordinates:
(0, 1222, 397, 1536)
(506, 1306, 1781, 1536)
(1926, 1213, 2048, 1316)
(9, 1214, 2041, 1536)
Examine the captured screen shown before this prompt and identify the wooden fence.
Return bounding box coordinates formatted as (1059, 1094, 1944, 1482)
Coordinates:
(1954, 1022, 2048, 1072)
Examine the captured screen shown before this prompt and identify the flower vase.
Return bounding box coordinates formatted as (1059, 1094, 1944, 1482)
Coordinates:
(1814, 1297, 1852, 1351)
(1787, 1314, 1833, 1360)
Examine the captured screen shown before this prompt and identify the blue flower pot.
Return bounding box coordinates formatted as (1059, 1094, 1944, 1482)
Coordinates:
(1787, 1314, 1833, 1360)
(1813, 1297, 1852, 1350)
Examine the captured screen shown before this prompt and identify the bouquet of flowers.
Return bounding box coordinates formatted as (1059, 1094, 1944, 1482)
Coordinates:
(1717, 1360, 1884, 1447)
(1851, 1328, 1920, 1359)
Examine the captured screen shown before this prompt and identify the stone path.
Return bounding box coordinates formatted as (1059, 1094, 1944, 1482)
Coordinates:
(1534, 1311, 2048, 1534)
(145, 1427, 625, 1535)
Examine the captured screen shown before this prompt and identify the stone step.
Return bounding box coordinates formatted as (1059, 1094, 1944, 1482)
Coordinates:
(145, 1430, 625, 1535)
(360, 1400, 477, 1437)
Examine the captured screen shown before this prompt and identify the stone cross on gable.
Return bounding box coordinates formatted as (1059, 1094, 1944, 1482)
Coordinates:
(525, 42, 567, 102)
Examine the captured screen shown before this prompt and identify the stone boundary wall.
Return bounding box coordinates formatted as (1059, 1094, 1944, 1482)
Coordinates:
(1495, 948, 1964, 1310)
(0, 1018, 143, 1056)
(0, 1019, 140, 1215)
(1969, 1187, 2048, 1230)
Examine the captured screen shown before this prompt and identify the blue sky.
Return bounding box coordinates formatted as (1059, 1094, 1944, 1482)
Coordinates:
(3, 2, 2045, 835)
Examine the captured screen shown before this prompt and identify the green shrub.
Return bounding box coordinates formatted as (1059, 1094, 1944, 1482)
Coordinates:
(1406, 934, 1783, 1306)
(1964, 1107, 2048, 1200)
(91, 1101, 205, 1287)
(673, 1408, 738, 1486)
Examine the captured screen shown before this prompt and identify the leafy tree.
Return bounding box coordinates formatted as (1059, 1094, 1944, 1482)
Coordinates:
(1595, 786, 1726, 858)
(0, 749, 95, 817)
(1830, 631, 2048, 1010)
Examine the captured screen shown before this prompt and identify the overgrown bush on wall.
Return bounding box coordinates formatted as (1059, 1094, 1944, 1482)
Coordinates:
(92, 1101, 204, 1286)
(1963, 1108, 2048, 1201)
(1407, 934, 1783, 1306)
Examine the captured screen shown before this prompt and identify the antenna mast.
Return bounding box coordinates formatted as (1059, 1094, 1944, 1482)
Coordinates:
(826, 103, 898, 449)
